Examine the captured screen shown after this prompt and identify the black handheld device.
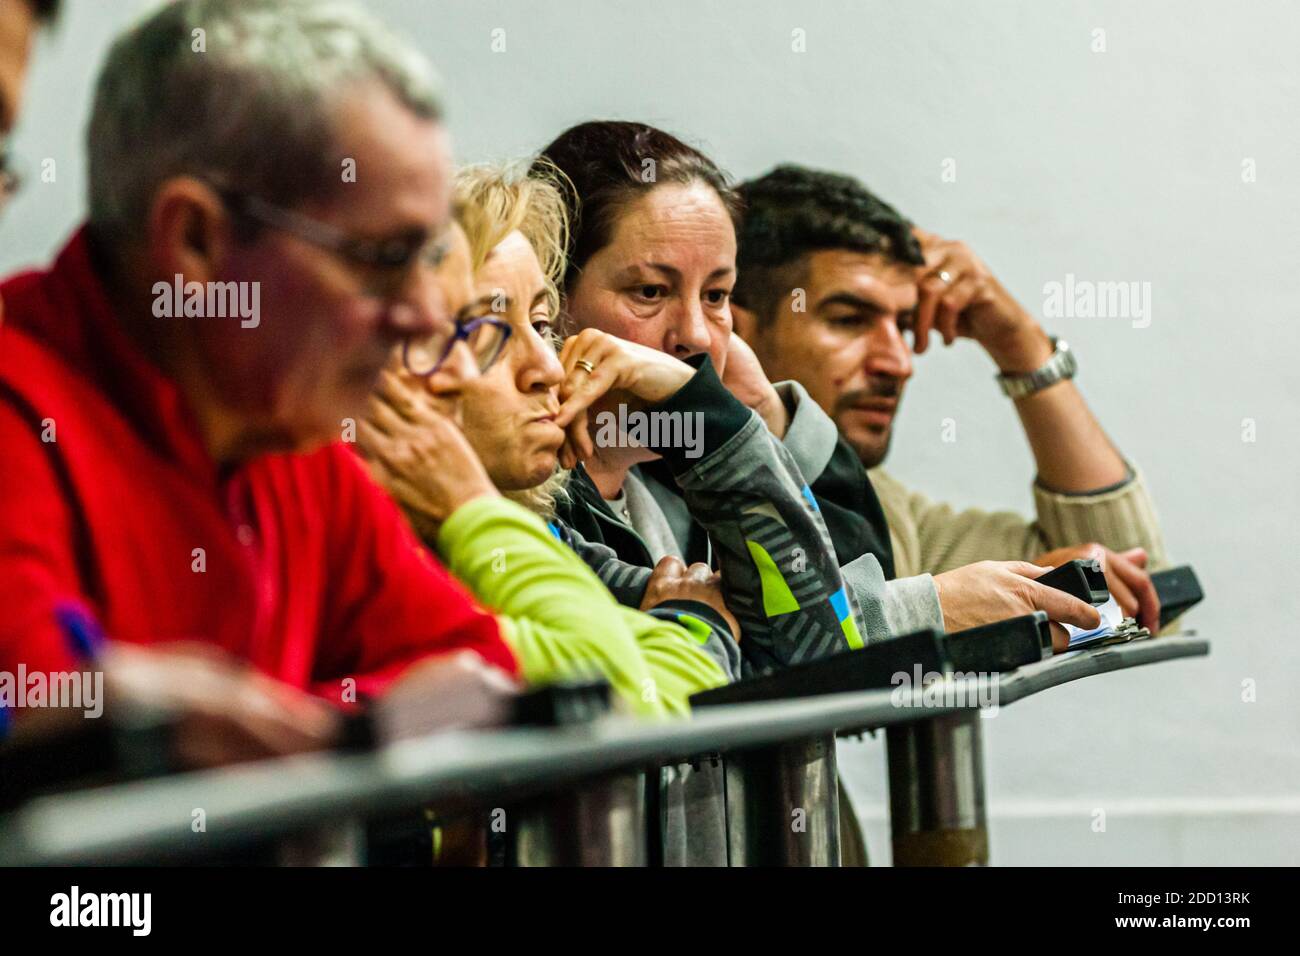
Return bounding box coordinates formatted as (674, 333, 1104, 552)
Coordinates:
(1034, 558, 1110, 606)
(1151, 565, 1204, 629)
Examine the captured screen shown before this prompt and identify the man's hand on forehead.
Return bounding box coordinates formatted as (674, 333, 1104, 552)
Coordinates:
(908, 225, 1051, 372)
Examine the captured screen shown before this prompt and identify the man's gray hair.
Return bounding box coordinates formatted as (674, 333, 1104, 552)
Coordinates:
(87, 0, 444, 239)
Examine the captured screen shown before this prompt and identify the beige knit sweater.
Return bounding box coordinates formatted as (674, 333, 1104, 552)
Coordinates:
(869, 465, 1169, 579)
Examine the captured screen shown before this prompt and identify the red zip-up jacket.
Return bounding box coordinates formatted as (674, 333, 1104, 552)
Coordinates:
(0, 229, 518, 701)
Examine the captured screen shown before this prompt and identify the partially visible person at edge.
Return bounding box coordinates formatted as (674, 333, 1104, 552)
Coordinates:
(730, 165, 1165, 632)
(0, 0, 63, 326)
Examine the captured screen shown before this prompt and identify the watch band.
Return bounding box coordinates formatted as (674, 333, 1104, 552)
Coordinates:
(996, 337, 1076, 399)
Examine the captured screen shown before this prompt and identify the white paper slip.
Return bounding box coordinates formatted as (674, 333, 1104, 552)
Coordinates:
(1064, 595, 1123, 648)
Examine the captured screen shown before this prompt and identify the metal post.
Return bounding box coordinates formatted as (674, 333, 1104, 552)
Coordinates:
(505, 771, 647, 866)
(724, 734, 840, 866)
(886, 710, 988, 866)
(276, 819, 366, 866)
(659, 756, 729, 866)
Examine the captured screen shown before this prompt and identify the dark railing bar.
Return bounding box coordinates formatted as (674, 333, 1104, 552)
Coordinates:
(0, 636, 1209, 865)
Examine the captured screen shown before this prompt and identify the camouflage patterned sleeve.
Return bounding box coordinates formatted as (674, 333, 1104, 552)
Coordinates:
(643, 357, 880, 675)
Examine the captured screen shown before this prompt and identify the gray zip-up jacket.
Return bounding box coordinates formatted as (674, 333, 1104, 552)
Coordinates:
(563, 357, 874, 677)
(641, 378, 947, 641)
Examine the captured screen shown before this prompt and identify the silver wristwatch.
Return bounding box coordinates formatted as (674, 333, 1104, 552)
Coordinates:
(996, 337, 1076, 399)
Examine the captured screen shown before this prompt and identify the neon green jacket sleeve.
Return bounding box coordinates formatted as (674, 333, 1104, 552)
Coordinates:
(436, 496, 726, 717)
(617, 606, 729, 716)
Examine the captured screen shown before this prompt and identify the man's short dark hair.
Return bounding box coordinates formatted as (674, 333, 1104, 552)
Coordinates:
(29, 0, 62, 23)
(734, 164, 924, 325)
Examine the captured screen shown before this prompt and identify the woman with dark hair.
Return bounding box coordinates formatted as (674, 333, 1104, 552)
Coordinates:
(530, 122, 918, 868)
(534, 121, 916, 667)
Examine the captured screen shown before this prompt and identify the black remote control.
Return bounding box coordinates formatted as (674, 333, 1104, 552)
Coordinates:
(1034, 558, 1110, 606)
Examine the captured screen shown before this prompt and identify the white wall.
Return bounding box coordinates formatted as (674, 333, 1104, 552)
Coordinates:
(2, 0, 1295, 865)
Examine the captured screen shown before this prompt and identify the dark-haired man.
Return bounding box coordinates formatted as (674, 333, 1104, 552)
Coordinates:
(732, 165, 1164, 630)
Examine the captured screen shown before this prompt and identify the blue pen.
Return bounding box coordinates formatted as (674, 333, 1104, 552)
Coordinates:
(54, 601, 109, 662)
(0, 602, 107, 741)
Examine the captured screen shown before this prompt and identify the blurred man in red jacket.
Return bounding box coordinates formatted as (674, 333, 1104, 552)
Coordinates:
(0, 0, 519, 765)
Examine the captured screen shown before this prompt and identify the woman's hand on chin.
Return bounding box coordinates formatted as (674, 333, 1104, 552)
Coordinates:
(553, 329, 694, 467)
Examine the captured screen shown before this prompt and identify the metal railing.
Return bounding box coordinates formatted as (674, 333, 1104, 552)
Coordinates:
(0, 634, 1210, 867)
